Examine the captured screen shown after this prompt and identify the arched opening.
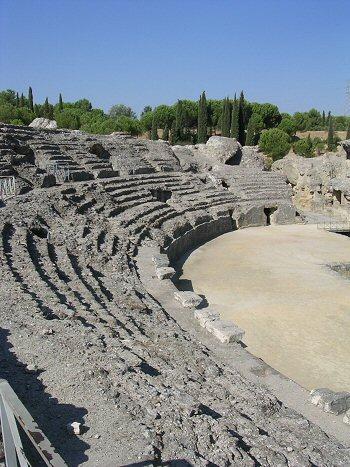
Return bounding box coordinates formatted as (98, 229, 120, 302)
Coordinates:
(264, 207, 277, 226)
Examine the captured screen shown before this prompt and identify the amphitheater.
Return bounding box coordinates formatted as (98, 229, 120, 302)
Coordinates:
(0, 122, 349, 466)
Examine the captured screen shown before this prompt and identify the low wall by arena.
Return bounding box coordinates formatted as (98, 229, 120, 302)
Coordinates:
(166, 216, 236, 263)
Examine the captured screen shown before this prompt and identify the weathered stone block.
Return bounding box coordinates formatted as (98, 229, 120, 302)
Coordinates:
(237, 206, 266, 228)
(174, 291, 203, 308)
(194, 309, 220, 327)
(205, 319, 245, 344)
(156, 266, 175, 280)
(270, 204, 296, 225)
(152, 254, 169, 268)
(309, 388, 350, 414)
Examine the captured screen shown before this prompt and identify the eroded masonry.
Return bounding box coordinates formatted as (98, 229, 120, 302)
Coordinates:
(0, 122, 349, 466)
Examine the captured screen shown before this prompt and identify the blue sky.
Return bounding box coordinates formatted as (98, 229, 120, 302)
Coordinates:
(1, 0, 349, 116)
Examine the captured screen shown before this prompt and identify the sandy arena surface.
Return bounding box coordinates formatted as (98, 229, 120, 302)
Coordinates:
(179, 224, 350, 392)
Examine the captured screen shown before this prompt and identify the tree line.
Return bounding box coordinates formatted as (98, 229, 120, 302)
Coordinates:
(0, 87, 349, 160)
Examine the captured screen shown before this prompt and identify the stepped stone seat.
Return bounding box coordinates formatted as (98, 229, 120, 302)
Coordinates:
(0, 124, 346, 466)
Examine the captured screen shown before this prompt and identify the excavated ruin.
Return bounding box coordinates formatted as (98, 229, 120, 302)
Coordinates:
(0, 123, 349, 466)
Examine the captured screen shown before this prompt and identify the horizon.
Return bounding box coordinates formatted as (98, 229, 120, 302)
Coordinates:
(1, 0, 349, 116)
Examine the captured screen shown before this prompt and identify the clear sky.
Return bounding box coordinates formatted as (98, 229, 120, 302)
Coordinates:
(1, 0, 349, 116)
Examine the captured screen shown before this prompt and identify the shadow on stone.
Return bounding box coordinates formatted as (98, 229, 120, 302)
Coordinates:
(0, 327, 89, 466)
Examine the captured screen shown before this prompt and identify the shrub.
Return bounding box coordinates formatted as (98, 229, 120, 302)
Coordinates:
(259, 128, 291, 160)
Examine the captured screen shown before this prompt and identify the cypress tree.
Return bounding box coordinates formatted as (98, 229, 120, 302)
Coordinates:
(245, 115, 256, 146)
(327, 115, 334, 151)
(221, 97, 231, 137)
(163, 125, 169, 141)
(175, 100, 184, 143)
(151, 114, 158, 140)
(230, 93, 239, 139)
(19, 93, 25, 107)
(346, 122, 350, 139)
(238, 91, 245, 145)
(197, 91, 208, 143)
(326, 111, 331, 124)
(43, 98, 50, 118)
(15, 93, 19, 107)
(58, 93, 63, 111)
(322, 110, 326, 127)
(169, 119, 177, 145)
(28, 87, 34, 111)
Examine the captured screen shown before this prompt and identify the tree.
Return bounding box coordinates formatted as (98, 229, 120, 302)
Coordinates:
(230, 94, 239, 139)
(245, 113, 264, 145)
(293, 135, 313, 157)
(169, 119, 177, 145)
(197, 91, 208, 143)
(153, 105, 175, 129)
(208, 99, 223, 134)
(238, 91, 245, 145)
(322, 110, 326, 127)
(259, 128, 291, 160)
(56, 110, 81, 130)
(221, 97, 231, 137)
(109, 104, 136, 119)
(42, 98, 54, 119)
(174, 100, 185, 143)
(140, 110, 153, 134)
(28, 87, 34, 111)
(151, 114, 158, 140)
(327, 115, 335, 151)
(15, 92, 19, 107)
(141, 105, 152, 117)
(163, 125, 169, 141)
(19, 93, 25, 107)
(346, 122, 350, 139)
(58, 93, 63, 111)
(278, 117, 297, 136)
(0, 90, 17, 106)
(251, 102, 281, 128)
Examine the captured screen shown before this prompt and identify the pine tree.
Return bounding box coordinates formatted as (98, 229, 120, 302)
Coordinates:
(59, 93, 63, 111)
(238, 91, 245, 145)
(327, 115, 335, 151)
(175, 100, 184, 143)
(28, 87, 34, 111)
(322, 110, 326, 127)
(346, 122, 350, 139)
(230, 94, 239, 139)
(197, 91, 208, 143)
(221, 97, 231, 137)
(151, 114, 158, 140)
(163, 125, 169, 141)
(19, 93, 25, 107)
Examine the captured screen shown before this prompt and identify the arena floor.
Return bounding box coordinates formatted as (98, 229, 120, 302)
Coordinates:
(179, 224, 350, 392)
